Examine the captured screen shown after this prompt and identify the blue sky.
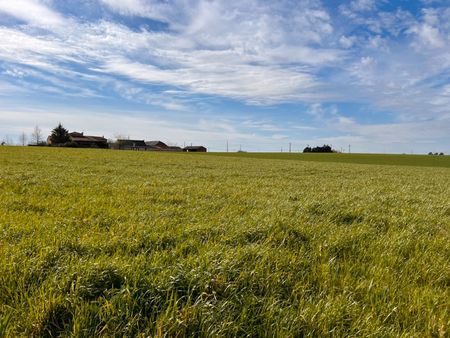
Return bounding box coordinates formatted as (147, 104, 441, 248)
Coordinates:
(0, 0, 449, 153)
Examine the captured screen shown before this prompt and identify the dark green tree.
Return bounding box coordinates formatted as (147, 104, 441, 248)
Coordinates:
(50, 123, 70, 145)
(303, 144, 334, 153)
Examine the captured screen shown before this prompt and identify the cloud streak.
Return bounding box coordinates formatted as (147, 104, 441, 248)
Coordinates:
(0, 0, 65, 27)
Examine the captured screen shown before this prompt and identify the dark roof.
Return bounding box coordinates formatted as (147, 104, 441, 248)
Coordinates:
(184, 146, 206, 150)
(69, 132, 106, 143)
(146, 140, 168, 148)
(71, 137, 107, 142)
(118, 139, 147, 147)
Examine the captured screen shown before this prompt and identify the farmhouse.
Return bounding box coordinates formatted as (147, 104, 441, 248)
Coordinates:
(146, 140, 168, 151)
(116, 139, 148, 151)
(106, 137, 206, 152)
(166, 146, 183, 152)
(67, 132, 108, 148)
(183, 146, 207, 152)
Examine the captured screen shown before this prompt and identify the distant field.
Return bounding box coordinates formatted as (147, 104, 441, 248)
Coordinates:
(0, 147, 449, 337)
(210, 152, 450, 168)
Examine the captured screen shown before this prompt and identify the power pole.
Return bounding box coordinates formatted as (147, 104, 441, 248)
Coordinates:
(289, 143, 292, 153)
(226, 140, 229, 153)
(348, 144, 351, 153)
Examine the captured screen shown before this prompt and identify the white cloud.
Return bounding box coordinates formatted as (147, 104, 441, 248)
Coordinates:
(0, 0, 342, 104)
(296, 105, 450, 153)
(339, 35, 356, 49)
(0, 0, 64, 27)
(409, 23, 445, 48)
(0, 27, 76, 69)
(100, 0, 146, 16)
(98, 56, 319, 103)
(271, 134, 289, 140)
(242, 120, 285, 132)
(100, 0, 177, 25)
(408, 9, 448, 49)
(349, 0, 378, 12)
(332, 114, 450, 146)
(332, 6, 450, 121)
(339, 0, 379, 19)
(0, 80, 27, 95)
(340, 4, 414, 36)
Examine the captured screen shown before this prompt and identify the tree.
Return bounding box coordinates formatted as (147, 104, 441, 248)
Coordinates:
(19, 132, 27, 146)
(303, 144, 334, 153)
(31, 125, 43, 145)
(49, 123, 70, 145)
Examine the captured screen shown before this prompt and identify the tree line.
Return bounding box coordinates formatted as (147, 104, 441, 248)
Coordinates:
(1, 126, 44, 146)
(2, 124, 82, 147)
(0, 125, 447, 156)
(303, 144, 334, 153)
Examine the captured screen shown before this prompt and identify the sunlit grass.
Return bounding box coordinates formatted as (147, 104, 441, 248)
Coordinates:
(211, 151, 450, 168)
(0, 147, 449, 336)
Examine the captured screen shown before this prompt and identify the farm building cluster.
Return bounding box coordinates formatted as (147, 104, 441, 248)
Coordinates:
(47, 132, 207, 152)
(112, 139, 206, 152)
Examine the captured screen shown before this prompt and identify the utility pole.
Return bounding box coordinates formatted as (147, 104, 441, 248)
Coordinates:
(289, 143, 292, 153)
(348, 144, 351, 154)
(239, 144, 242, 152)
(226, 140, 229, 153)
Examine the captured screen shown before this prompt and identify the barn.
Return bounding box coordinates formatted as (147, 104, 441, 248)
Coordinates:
(183, 146, 207, 152)
(67, 132, 108, 148)
(116, 139, 148, 151)
(146, 141, 168, 151)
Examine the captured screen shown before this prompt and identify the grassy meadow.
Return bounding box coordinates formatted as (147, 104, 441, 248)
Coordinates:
(0, 147, 449, 337)
(213, 152, 450, 168)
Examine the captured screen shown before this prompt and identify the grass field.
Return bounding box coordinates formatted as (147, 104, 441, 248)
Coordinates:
(0, 147, 449, 337)
(212, 152, 450, 168)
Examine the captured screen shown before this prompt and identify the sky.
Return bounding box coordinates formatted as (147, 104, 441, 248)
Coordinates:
(0, 0, 449, 153)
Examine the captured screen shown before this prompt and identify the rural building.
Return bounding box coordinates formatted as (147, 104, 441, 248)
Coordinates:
(146, 140, 168, 151)
(67, 132, 108, 148)
(183, 146, 207, 152)
(116, 139, 148, 151)
(166, 146, 183, 152)
(108, 138, 204, 152)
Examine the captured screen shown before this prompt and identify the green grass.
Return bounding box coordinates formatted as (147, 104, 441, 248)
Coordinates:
(210, 152, 450, 168)
(0, 146, 449, 337)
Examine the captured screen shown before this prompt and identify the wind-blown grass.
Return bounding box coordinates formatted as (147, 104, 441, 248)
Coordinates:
(0, 147, 449, 336)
